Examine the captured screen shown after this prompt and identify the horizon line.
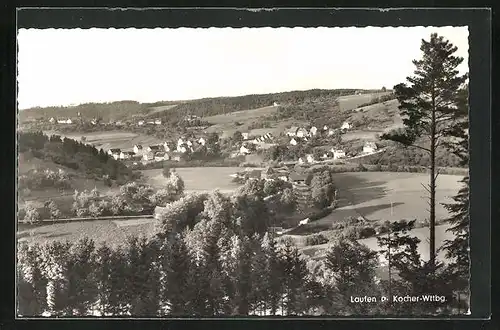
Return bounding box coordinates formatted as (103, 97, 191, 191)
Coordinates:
(18, 86, 393, 110)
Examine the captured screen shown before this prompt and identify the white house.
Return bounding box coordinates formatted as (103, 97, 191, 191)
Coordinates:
(310, 126, 318, 136)
(341, 122, 352, 130)
(323, 125, 328, 131)
(119, 151, 135, 160)
(289, 138, 298, 146)
(163, 142, 175, 152)
(241, 133, 249, 140)
(363, 142, 378, 154)
(331, 149, 346, 159)
(177, 144, 188, 153)
(147, 145, 163, 153)
(198, 137, 206, 146)
(108, 148, 121, 155)
(306, 154, 315, 163)
(138, 120, 145, 126)
(108, 148, 121, 160)
(298, 157, 305, 165)
(299, 218, 310, 226)
(154, 152, 168, 162)
(328, 128, 337, 136)
(57, 118, 72, 124)
(49, 117, 55, 123)
(273, 102, 280, 107)
(239, 145, 251, 155)
(286, 126, 299, 137)
(186, 140, 193, 147)
(296, 128, 309, 138)
(154, 119, 162, 125)
(133, 145, 143, 154)
(90, 119, 97, 125)
(142, 152, 155, 162)
(278, 175, 289, 182)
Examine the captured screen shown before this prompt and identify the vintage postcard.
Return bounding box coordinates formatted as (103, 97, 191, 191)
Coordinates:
(15, 8, 484, 319)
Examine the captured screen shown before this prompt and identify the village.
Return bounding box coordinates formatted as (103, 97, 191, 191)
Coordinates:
(15, 24, 473, 318)
(45, 110, 381, 168)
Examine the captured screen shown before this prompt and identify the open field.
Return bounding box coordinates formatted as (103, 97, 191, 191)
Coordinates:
(348, 99, 404, 130)
(203, 106, 279, 125)
(203, 106, 304, 139)
(288, 172, 464, 235)
(43, 130, 164, 152)
(18, 157, 118, 202)
(141, 166, 251, 193)
(17, 219, 155, 248)
(337, 92, 392, 112)
(300, 223, 453, 263)
(342, 130, 382, 142)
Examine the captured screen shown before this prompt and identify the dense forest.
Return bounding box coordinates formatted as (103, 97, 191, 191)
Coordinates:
(153, 89, 355, 123)
(18, 131, 135, 184)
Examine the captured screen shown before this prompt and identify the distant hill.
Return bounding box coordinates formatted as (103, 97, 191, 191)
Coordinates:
(19, 89, 361, 123)
(151, 89, 359, 123)
(19, 100, 179, 122)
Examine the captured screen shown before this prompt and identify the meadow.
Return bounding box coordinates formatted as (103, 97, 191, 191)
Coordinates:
(348, 99, 404, 131)
(300, 223, 453, 264)
(288, 172, 464, 235)
(202, 106, 302, 138)
(140, 166, 249, 193)
(18, 156, 119, 207)
(17, 218, 155, 248)
(203, 105, 279, 125)
(337, 92, 392, 112)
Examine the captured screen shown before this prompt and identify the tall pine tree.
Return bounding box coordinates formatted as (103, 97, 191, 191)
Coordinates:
(380, 33, 468, 271)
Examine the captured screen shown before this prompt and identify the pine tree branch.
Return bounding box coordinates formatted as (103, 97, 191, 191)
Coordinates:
(420, 183, 431, 194)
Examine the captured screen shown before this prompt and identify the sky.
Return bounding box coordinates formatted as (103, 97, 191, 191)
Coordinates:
(17, 26, 469, 109)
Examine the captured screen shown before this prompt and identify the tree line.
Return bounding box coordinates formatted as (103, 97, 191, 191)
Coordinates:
(17, 198, 468, 317)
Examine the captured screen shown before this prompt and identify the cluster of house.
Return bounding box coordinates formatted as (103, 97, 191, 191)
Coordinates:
(294, 141, 378, 165)
(235, 132, 275, 156)
(48, 117, 73, 124)
(232, 167, 307, 184)
(296, 148, 346, 165)
(137, 119, 162, 126)
(107, 136, 208, 163)
(287, 122, 353, 145)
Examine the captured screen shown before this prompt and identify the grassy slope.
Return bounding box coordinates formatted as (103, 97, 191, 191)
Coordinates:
(17, 219, 156, 248)
(18, 157, 117, 198)
(286, 172, 464, 236)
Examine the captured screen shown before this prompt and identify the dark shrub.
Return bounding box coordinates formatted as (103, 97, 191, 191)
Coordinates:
(305, 234, 329, 246)
(359, 226, 377, 239)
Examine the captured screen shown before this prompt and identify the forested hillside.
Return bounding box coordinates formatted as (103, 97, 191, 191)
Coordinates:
(19, 89, 358, 124)
(152, 89, 357, 122)
(19, 100, 178, 122)
(18, 131, 135, 184)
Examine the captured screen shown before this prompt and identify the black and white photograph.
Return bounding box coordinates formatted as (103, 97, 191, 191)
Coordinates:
(16, 12, 473, 318)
